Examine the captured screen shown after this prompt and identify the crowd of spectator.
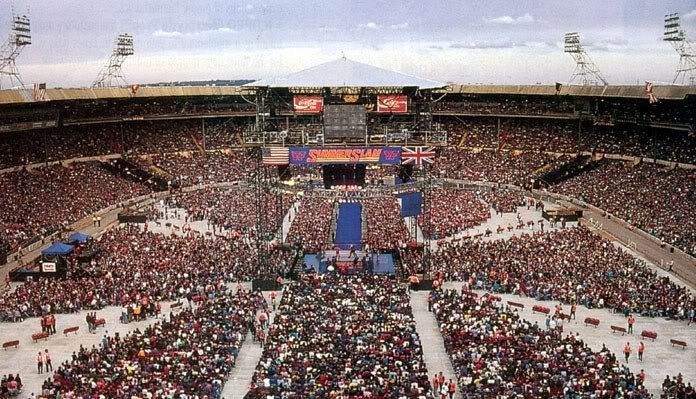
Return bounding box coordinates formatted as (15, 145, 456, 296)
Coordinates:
(417, 188, 490, 239)
(362, 196, 411, 250)
(0, 162, 151, 252)
(0, 120, 248, 169)
(285, 195, 335, 252)
(137, 150, 255, 187)
(662, 374, 696, 398)
(434, 148, 556, 187)
(167, 187, 294, 237)
(247, 273, 433, 398)
(551, 160, 696, 255)
(431, 227, 696, 319)
(431, 288, 651, 398)
(0, 225, 294, 321)
(477, 189, 527, 214)
(434, 98, 577, 116)
(40, 288, 264, 399)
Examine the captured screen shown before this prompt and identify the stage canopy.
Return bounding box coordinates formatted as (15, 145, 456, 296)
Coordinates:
(67, 231, 91, 244)
(246, 58, 445, 89)
(41, 242, 75, 256)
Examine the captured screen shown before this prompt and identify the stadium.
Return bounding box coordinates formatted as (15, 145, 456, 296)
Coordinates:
(0, 2, 695, 399)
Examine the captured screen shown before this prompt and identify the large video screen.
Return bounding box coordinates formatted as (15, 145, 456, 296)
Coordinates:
(323, 104, 366, 139)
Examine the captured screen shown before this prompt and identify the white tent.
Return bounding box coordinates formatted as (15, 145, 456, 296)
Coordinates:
(246, 58, 444, 89)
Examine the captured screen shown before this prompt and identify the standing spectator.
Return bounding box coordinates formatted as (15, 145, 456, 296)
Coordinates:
(447, 379, 457, 399)
(638, 341, 645, 362)
(44, 349, 52, 372)
(628, 314, 636, 334)
(36, 352, 43, 374)
(624, 342, 632, 362)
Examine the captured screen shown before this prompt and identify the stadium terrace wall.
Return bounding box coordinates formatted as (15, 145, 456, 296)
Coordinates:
(2, 84, 696, 105)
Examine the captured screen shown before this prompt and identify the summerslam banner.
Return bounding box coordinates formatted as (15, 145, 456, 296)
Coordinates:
(293, 95, 324, 113)
(289, 147, 402, 165)
(376, 95, 408, 113)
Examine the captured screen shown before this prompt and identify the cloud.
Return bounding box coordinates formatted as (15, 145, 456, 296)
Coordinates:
(683, 9, 696, 21)
(486, 13, 535, 25)
(585, 37, 629, 52)
(153, 27, 237, 38)
(358, 22, 382, 30)
(390, 23, 409, 30)
(153, 30, 183, 38)
(450, 39, 514, 49)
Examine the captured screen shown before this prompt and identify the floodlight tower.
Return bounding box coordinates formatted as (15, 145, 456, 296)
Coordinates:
(0, 12, 32, 89)
(663, 13, 696, 85)
(564, 32, 608, 86)
(92, 33, 134, 88)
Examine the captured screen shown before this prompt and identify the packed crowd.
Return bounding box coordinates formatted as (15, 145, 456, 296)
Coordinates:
(662, 374, 696, 398)
(40, 288, 265, 399)
(0, 225, 294, 321)
(167, 187, 295, 237)
(434, 98, 577, 116)
(0, 162, 151, 251)
(477, 188, 526, 214)
(135, 150, 255, 186)
(431, 289, 651, 398)
(285, 195, 335, 252)
(362, 196, 411, 250)
(417, 188, 490, 239)
(552, 160, 696, 255)
(0, 120, 248, 169)
(434, 148, 557, 187)
(247, 274, 433, 398)
(431, 227, 696, 319)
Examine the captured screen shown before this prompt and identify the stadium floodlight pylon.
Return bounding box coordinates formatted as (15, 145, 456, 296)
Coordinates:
(564, 32, 608, 86)
(0, 10, 31, 89)
(664, 13, 696, 86)
(92, 33, 134, 88)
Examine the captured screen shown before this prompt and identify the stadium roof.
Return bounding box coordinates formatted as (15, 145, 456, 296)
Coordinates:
(245, 58, 445, 89)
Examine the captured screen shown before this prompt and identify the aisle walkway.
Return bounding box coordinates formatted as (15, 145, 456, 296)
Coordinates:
(222, 290, 280, 399)
(410, 290, 460, 398)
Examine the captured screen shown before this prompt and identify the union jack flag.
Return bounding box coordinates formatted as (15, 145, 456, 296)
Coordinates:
(401, 146, 436, 165)
(645, 81, 658, 104)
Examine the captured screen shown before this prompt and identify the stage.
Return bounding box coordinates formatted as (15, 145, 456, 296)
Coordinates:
(302, 250, 395, 275)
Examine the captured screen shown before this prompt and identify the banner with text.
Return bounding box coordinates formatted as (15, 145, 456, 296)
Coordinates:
(289, 147, 402, 164)
(293, 95, 324, 113)
(376, 95, 408, 113)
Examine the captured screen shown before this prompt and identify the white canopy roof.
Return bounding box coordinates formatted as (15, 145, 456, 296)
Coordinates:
(246, 58, 444, 89)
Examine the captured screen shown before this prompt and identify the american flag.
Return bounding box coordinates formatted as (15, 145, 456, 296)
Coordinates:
(33, 83, 47, 102)
(262, 147, 289, 165)
(401, 146, 436, 165)
(645, 81, 658, 104)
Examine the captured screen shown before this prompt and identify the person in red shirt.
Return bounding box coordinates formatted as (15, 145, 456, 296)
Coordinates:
(44, 349, 53, 372)
(447, 379, 457, 399)
(623, 342, 632, 362)
(627, 314, 635, 334)
(36, 351, 43, 374)
(638, 341, 645, 361)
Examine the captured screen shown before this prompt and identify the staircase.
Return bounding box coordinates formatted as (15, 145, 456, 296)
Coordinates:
(535, 154, 599, 188)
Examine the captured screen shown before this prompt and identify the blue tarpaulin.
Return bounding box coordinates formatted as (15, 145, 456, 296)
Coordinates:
(41, 242, 75, 256)
(67, 232, 91, 244)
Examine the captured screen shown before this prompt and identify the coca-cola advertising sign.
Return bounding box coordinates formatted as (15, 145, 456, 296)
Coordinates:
(293, 95, 324, 113)
(376, 95, 408, 113)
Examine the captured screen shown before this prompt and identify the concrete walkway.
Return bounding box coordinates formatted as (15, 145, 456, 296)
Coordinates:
(221, 290, 280, 399)
(410, 290, 460, 398)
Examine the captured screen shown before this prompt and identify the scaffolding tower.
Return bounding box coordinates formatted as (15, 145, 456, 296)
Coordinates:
(0, 12, 31, 89)
(564, 32, 608, 86)
(664, 13, 696, 85)
(92, 33, 134, 88)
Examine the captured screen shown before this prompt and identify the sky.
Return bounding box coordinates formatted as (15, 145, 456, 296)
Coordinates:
(1, 0, 695, 87)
